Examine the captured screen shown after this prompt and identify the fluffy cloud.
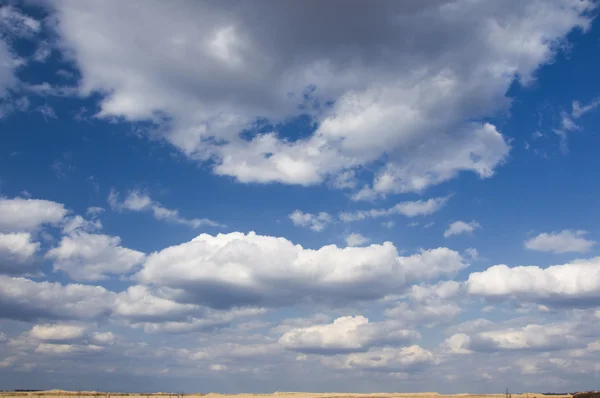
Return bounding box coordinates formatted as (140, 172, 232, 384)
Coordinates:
(29, 324, 87, 341)
(0, 232, 39, 274)
(344, 233, 370, 247)
(279, 316, 419, 354)
(0, 276, 115, 321)
(467, 257, 600, 306)
(288, 210, 332, 231)
(109, 189, 222, 228)
(45, 1, 593, 195)
(339, 196, 448, 222)
(113, 285, 199, 322)
(385, 281, 463, 327)
(135, 231, 466, 309)
(525, 230, 595, 253)
(46, 230, 146, 281)
(330, 345, 437, 373)
(444, 220, 480, 238)
(0, 197, 67, 232)
(444, 323, 580, 353)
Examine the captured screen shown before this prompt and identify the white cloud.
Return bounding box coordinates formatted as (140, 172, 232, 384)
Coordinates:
(339, 196, 448, 222)
(0, 6, 42, 101)
(444, 220, 480, 238)
(345, 233, 369, 247)
(29, 324, 87, 341)
(279, 316, 419, 354)
(330, 345, 438, 372)
(61, 215, 102, 234)
(465, 248, 479, 260)
(113, 285, 198, 322)
(46, 230, 146, 281)
(381, 221, 395, 229)
(572, 98, 600, 118)
(109, 189, 223, 228)
(91, 332, 116, 345)
(288, 210, 332, 231)
(525, 230, 595, 253)
(86, 206, 105, 216)
(467, 257, 600, 306)
(0, 276, 115, 321)
(34, 343, 102, 356)
(46, 1, 593, 194)
(385, 281, 463, 327)
(0, 232, 39, 273)
(0, 197, 67, 232)
(444, 323, 579, 353)
(135, 231, 466, 309)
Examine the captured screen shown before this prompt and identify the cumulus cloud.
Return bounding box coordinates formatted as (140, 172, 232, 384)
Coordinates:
(29, 324, 87, 341)
(444, 220, 480, 238)
(344, 233, 369, 247)
(330, 345, 438, 373)
(46, 230, 146, 281)
(0, 276, 115, 321)
(0, 232, 39, 274)
(444, 323, 580, 353)
(279, 316, 419, 354)
(91, 331, 116, 345)
(44, 0, 593, 195)
(0, 197, 67, 232)
(109, 189, 223, 228)
(385, 281, 463, 327)
(135, 231, 466, 309)
(525, 230, 595, 253)
(467, 257, 600, 306)
(339, 196, 449, 222)
(288, 210, 332, 231)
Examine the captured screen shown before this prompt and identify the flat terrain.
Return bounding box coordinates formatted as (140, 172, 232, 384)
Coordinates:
(0, 391, 572, 398)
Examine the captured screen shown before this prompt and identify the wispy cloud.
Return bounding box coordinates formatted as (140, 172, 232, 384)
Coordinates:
(108, 189, 223, 228)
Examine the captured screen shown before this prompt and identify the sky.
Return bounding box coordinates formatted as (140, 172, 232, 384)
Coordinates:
(1, 0, 600, 394)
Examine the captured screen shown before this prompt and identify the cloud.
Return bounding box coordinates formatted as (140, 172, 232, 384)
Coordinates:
(45, 1, 593, 194)
(46, 230, 146, 281)
(86, 206, 105, 216)
(0, 6, 42, 102)
(444, 220, 480, 238)
(467, 257, 600, 306)
(0, 232, 39, 274)
(385, 281, 463, 327)
(279, 316, 419, 355)
(29, 324, 87, 341)
(465, 248, 479, 260)
(91, 331, 116, 345)
(0, 276, 115, 321)
(113, 285, 199, 323)
(288, 210, 332, 231)
(345, 233, 369, 247)
(444, 323, 580, 353)
(134, 231, 466, 309)
(330, 345, 438, 373)
(61, 215, 102, 234)
(572, 98, 600, 118)
(339, 196, 449, 222)
(525, 230, 595, 253)
(0, 197, 67, 232)
(108, 189, 223, 228)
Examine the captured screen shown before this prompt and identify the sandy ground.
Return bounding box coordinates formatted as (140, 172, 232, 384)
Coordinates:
(0, 391, 572, 398)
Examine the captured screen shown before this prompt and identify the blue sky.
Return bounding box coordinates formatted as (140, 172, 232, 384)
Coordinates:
(1, 0, 600, 393)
